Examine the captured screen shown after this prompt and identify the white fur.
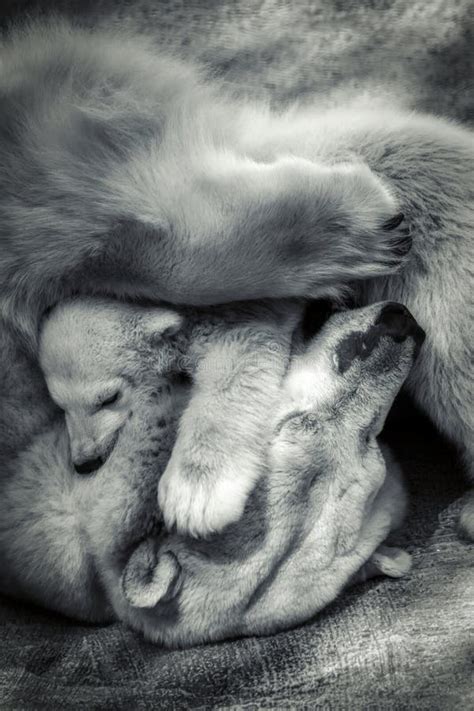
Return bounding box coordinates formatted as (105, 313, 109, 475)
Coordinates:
(24, 298, 418, 647)
(3, 20, 471, 533)
(40, 298, 299, 536)
(0, 20, 410, 347)
(39, 299, 183, 469)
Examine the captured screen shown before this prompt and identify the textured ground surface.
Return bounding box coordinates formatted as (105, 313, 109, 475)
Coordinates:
(0, 1, 473, 709)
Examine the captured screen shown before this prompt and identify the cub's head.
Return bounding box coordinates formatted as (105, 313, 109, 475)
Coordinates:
(39, 298, 183, 474)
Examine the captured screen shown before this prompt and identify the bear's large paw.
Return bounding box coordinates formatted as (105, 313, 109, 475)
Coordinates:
(158, 451, 253, 537)
(273, 158, 412, 289)
(323, 162, 412, 278)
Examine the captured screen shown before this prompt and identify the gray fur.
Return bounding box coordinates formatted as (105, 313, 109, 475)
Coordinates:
(0, 19, 410, 347)
(39, 297, 299, 536)
(0, 299, 419, 646)
(0, 17, 472, 627)
(0, 21, 471, 503)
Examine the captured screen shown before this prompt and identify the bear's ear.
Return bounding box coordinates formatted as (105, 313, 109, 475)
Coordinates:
(136, 307, 184, 343)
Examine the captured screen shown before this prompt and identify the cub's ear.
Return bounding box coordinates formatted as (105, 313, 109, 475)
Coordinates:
(122, 541, 182, 608)
(136, 307, 184, 343)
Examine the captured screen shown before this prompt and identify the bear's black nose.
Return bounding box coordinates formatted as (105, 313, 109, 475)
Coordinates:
(74, 457, 104, 475)
(376, 302, 425, 348)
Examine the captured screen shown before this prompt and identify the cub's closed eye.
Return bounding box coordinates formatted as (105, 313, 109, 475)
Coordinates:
(100, 391, 121, 408)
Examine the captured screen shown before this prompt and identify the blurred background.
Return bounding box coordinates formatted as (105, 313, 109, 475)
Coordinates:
(1, 0, 473, 122)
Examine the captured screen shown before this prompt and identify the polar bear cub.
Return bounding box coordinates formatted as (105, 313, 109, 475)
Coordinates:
(39, 297, 299, 537)
(39, 293, 424, 558)
(4, 299, 421, 644)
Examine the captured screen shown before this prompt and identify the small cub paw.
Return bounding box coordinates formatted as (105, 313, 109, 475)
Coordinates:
(371, 545, 412, 578)
(158, 454, 252, 537)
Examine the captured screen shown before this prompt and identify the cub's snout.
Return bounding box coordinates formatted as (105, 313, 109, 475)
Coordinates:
(66, 413, 123, 475)
(72, 437, 116, 475)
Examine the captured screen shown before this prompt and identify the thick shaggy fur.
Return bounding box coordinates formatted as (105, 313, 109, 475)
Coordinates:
(1, 300, 418, 646)
(40, 298, 299, 536)
(0, 20, 409, 347)
(0, 21, 473, 532)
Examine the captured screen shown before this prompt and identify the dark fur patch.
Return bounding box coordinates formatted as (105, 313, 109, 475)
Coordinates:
(335, 327, 385, 374)
(336, 303, 425, 374)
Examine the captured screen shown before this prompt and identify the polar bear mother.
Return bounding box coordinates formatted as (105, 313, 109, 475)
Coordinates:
(0, 20, 473, 534)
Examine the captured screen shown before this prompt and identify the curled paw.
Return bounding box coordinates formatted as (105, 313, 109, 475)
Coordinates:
(371, 544, 412, 578)
(325, 162, 412, 275)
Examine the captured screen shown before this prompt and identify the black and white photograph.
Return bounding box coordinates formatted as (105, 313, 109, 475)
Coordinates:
(0, 0, 472, 708)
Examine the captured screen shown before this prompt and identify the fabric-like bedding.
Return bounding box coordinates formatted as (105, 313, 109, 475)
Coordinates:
(0, 1, 473, 708)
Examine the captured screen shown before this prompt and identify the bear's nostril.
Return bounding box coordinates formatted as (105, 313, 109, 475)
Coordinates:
(74, 457, 104, 475)
(379, 301, 410, 320)
(376, 302, 423, 345)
